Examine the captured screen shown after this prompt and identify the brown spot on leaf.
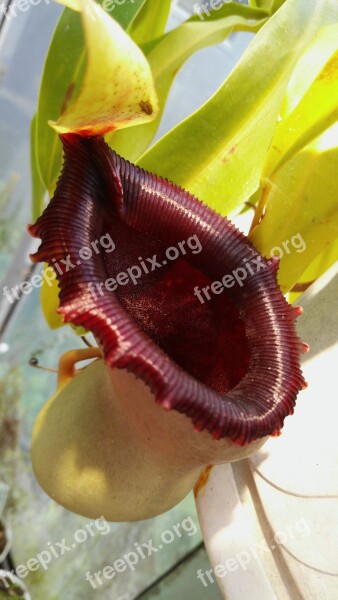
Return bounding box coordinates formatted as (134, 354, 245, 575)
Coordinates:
(139, 100, 153, 115)
(222, 144, 237, 164)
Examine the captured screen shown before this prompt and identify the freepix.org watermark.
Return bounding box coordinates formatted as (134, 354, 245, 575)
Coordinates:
(193, 0, 233, 21)
(194, 233, 306, 304)
(102, 0, 138, 12)
(197, 517, 311, 588)
(87, 234, 203, 299)
(0, 0, 135, 23)
(78, 0, 140, 23)
(85, 516, 198, 589)
(0, 517, 110, 589)
(0, 0, 51, 22)
(2, 233, 115, 305)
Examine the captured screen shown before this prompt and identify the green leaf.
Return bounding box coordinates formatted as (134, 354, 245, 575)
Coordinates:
(40, 266, 65, 330)
(35, 0, 149, 330)
(30, 114, 46, 221)
(288, 238, 338, 302)
(248, 0, 269, 7)
(36, 0, 147, 194)
(129, 0, 171, 46)
(50, 0, 158, 136)
(138, 0, 338, 217)
(249, 123, 338, 293)
(264, 24, 338, 177)
(40, 265, 88, 335)
(270, 0, 288, 12)
(250, 0, 286, 11)
(108, 2, 267, 161)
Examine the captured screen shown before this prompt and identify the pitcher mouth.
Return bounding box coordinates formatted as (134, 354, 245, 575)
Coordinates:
(28, 133, 307, 445)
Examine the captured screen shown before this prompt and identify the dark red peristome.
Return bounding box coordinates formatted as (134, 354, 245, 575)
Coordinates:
(28, 134, 306, 445)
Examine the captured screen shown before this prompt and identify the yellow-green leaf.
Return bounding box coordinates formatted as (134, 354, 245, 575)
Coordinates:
(129, 0, 171, 46)
(30, 115, 46, 221)
(249, 122, 338, 293)
(40, 265, 87, 334)
(250, 0, 271, 6)
(50, 0, 158, 136)
(288, 238, 338, 302)
(264, 24, 338, 177)
(36, 0, 147, 193)
(108, 2, 267, 162)
(138, 0, 338, 216)
(249, 0, 286, 11)
(40, 266, 65, 330)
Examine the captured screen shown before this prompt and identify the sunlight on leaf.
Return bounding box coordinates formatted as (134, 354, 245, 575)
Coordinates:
(250, 122, 338, 293)
(50, 0, 158, 136)
(288, 238, 338, 302)
(270, 0, 287, 12)
(36, 0, 146, 193)
(33, 0, 266, 331)
(264, 24, 338, 177)
(248, 0, 286, 12)
(41, 265, 87, 334)
(30, 115, 46, 221)
(280, 24, 338, 118)
(40, 267, 65, 330)
(129, 0, 171, 46)
(138, 0, 338, 216)
(248, 0, 271, 7)
(107, 2, 267, 161)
